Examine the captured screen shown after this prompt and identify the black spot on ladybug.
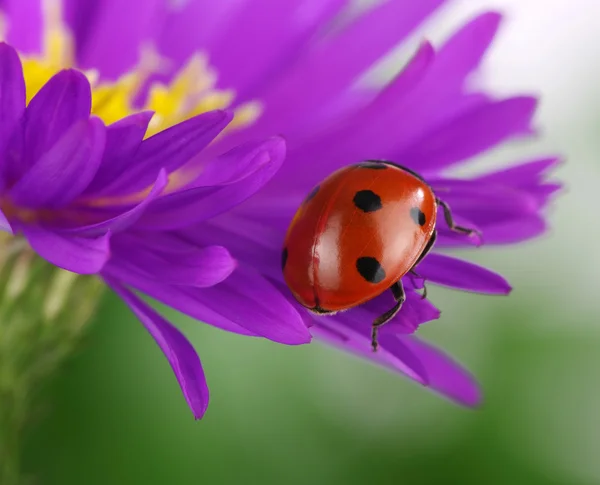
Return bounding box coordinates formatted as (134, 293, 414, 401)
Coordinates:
(304, 185, 320, 203)
(281, 247, 288, 270)
(356, 257, 386, 284)
(357, 161, 388, 169)
(410, 207, 426, 226)
(353, 190, 382, 213)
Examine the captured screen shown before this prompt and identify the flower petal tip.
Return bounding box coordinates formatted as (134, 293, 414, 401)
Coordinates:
(56, 68, 93, 88)
(471, 11, 503, 35)
(416, 39, 436, 57)
(284, 326, 313, 346)
(213, 108, 235, 126)
(0, 42, 19, 58)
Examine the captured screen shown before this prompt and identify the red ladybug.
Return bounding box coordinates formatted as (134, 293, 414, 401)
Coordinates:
(282, 160, 479, 351)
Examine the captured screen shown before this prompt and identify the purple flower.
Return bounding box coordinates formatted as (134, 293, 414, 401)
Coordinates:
(0, 1, 559, 416)
(0, 42, 310, 419)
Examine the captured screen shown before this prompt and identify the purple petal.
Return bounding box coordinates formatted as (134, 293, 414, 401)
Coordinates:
(0, 43, 25, 189)
(72, 0, 165, 79)
(154, 0, 241, 68)
(311, 322, 429, 384)
(390, 12, 503, 149)
(64, 169, 168, 237)
(270, 41, 436, 187)
(186, 265, 312, 345)
(255, 0, 447, 133)
(474, 157, 562, 207)
(84, 111, 154, 195)
(208, 0, 347, 99)
(99, 110, 232, 196)
(427, 12, 502, 94)
(398, 97, 537, 171)
(21, 69, 92, 166)
(10, 117, 106, 208)
(110, 240, 236, 288)
(138, 137, 286, 229)
(103, 261, 257, 337)
(190, 137, 289, 188)
(22, 225, 110, 274)
(105, 260, 311, 345)
(1, 0, 43, 54)
(402, 336, 482, 406)
(416, 253, 511, 294)
(432, 179, 541, 219)
(107, 279, 209, 419)
(313, 324, 480, 406)
(434, 210, 482, 248)
(473, 214, 547, 245)
(184, 216, 285, 282)
(303, 286, 439, 338)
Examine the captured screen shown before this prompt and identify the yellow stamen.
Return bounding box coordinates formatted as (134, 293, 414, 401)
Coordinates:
(0, 0, 265, 218)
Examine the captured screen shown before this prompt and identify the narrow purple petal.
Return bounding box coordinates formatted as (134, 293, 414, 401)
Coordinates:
(107, 279, 209, 419)
(313, 324, 480, 406)
(99, 110, 232, 195)
(402, 336, 482, 406)
(378, 335, 430, 382)
(426, 12, 502, 93)
(184, 217, 284, 281)
(111, 241, 236, 288)
(1, 0, 43, 54)
(310, 322, 429, 384)
(154, 0, 242, 68)
(84, 111, 154, 195)
(138, 137, 286, 229)
(105, 258, 311, 346)
(472, 214, 547, 245)
(256, 0, 447, 132)
(209, 0, 347, 99)
(187, 265, 311, 345)
(190, 138, 289, 188)
(416, 253, 511, 294)
(22, 225, 110, 274)
(301, 286, 439, 339)
(432, 180, 541, 217)
(102, 261, 257, 337)
(0, 42, 25, 189)
(22, 69, 92, 165)
(270, 41, 436, 187)
(64, 169, 168, 237)
(477, 157, 560, 184)
(389, 12, 503, 150)
(73, 0, 165, 79)
(399, 97, 537, 171)
(10, 118, 106, 208)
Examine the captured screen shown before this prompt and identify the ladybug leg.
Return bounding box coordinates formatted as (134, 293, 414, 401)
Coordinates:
(436, 198, 482, 244)
(409, 270, 428, 300)
(409, 230, 437, 300)
(371, 281, 405, 352)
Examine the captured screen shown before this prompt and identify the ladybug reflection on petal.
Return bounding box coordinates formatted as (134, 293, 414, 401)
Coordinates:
(283, 161, 479, 351)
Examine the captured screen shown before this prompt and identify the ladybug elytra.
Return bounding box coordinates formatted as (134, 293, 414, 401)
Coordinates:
(282, 160, 479, 351)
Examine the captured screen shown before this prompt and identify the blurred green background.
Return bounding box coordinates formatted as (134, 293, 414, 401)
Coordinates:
(21, 1, 600, 483)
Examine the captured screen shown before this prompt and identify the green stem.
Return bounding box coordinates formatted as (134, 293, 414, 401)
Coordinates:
(0, 388, 25, 485)
(0, 235, 104, 484)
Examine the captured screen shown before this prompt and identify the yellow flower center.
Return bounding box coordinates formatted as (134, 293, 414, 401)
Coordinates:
(0, 0, 263, 219)
(8, 0, 262, 138)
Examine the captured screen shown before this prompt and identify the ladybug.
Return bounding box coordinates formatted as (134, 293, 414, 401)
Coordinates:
(282, 160, 479, 352)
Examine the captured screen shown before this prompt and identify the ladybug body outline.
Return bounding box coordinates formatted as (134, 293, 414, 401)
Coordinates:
(282, 160, 478, 351)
